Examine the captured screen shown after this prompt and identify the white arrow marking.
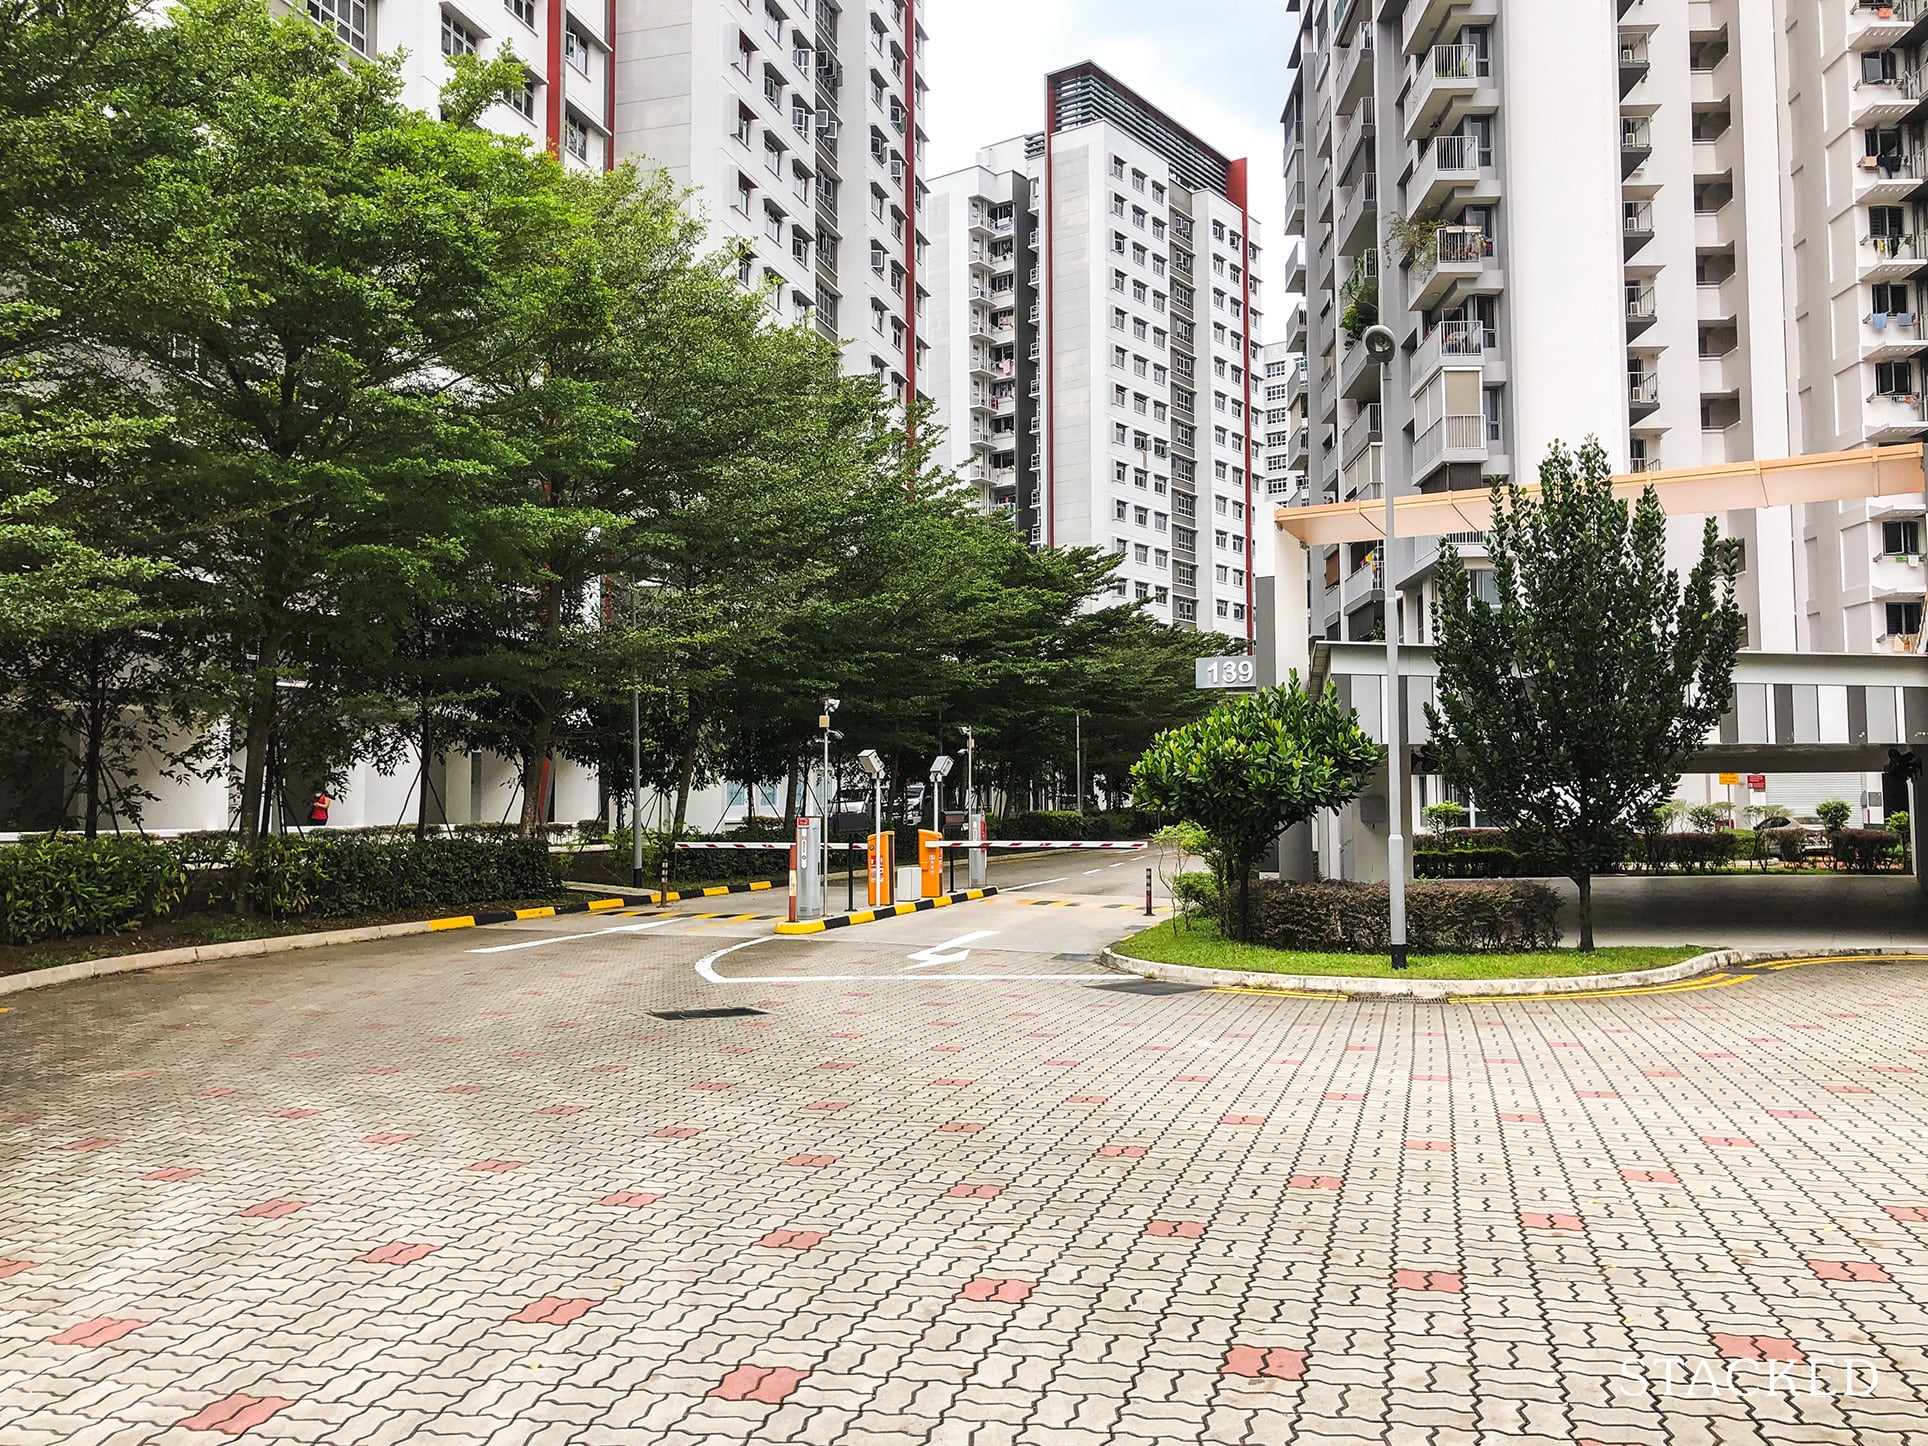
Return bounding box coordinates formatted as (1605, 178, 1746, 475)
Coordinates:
(907, 930, 1001, 969)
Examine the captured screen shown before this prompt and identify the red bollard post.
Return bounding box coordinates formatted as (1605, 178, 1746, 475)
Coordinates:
(1144, 867, 1154, 917)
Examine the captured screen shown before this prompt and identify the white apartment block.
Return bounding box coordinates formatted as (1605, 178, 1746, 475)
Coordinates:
(1283, 0, 1928, 817)
(928, 64, 1267, 637)
(297, 0, 615, 169)
(614, 0, 928, 403)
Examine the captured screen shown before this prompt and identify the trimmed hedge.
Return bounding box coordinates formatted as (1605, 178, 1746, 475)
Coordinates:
(1830, 828, 1904, 873)
(1627, 830, 1740, 873)
(239, 835, 562, 917)
(1414, 845, 1528, 879)
(990, 809, 1165, 841)
(0, 835, 189, 946)
(1248, 879, 1562, 954)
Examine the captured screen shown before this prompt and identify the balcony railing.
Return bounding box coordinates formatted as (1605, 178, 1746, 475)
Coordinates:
(1428, 318, 1489, 357)
(1414, 413, 1486, 475)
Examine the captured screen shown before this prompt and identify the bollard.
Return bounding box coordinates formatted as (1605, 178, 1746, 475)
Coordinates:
(1144, 867, 1154, 917)
(659, 855, 670, 905)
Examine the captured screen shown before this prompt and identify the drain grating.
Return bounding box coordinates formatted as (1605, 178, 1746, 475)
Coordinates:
(1089, 979, 1202, 996)
(650, 1007, 767, 1021)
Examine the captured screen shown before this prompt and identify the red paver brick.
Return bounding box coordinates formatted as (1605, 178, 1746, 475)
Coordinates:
(1393, 1270, 1462, 1293)
(653, 1128, 702, 1138)
(195, 1087, 237, 1097)
(782, 1154, 837, 1168)
(1712, 1334, 1804, 1362)
(508, 1296, 598, 1326)
(48, 1317, 146, 1347)
(1404, 1139, 1452, 1152)
(57, 1138, 117, 1152)
(1499, 1113, 1544, 1123)
(932, 1078, 974, 1086)
(0, 1259, 36, 1279)
(1769, 1109, 1819, 1119)
(1099, 1145, 1147, 1158)
(596, 1192, 662, 1208)
(1883, 1205, 1928, 1221)
(1289, 1175, 1343, 1190)
(938, 1122, 984, 1133)
(959, 1277, 1034, 1302)
(1701, 1135, 1755, 1147)
(1324, 1092, 1365, 1101)
(946, 1183, 1003, 1199)
(1146, 1219, 1207, 1239)
(1223, 1346, 1308, 1380)
(176, 1393, 297, 1435)
(756, 1229, 825, 1249)
(237, 1199, 307, 1219)
(357, 1243, 439, 1266)
(709, 1365, 809, 1404)
(1621, 1169, 1679, 1183)
(819, 1061, 858, 1070)
(1220, 1114, 1268, 1125)
(1522, 1212, 1584, 1232)
(1808, 1260, 1890, 1282)
(1827, 1085, 1873, 1094)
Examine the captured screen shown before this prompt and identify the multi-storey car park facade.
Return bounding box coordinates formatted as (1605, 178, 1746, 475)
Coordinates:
(928, 64, 1266, 637)
(615, 0, 927, 404)
(1282, 0, 1927, 820)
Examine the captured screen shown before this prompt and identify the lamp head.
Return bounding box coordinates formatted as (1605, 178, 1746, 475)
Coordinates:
(928, 754, 954, 782)
(857, 748, 885, 778)
(1362, 324, 1397, 365)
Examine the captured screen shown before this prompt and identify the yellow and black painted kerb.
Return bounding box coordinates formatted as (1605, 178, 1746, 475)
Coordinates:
(775, 887, 1000, 936)
(427, 880, 779, 933)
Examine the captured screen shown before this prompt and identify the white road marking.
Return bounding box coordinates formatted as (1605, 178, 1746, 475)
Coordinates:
(906, 930, 1000, 969)
(467, 919, 680, 955)
(1001, 876, 1069, 892)
(693, 934, 1110, 985)
(1082, 868, 1102, 875)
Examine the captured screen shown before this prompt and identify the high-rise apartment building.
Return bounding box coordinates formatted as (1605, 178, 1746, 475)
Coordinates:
(297, 0, 616, 168)
(1283, 0, 1925, 671)
(614, 0, 927, 403)
(928, 64, 1266, 636)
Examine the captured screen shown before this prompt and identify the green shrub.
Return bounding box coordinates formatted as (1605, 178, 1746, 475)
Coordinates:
(1829, 828, 1902, 874)
(0, 835, 189, 946)
(1889, 810, 1912, 861)
(1628, 830, 1740, 873)
(1414, 844, 1525, 879)
(1816, 799, 1853, 832)
(1170, 870, 1222, 923)
(238, 836, 561, 917)
(1421, 802, 1469, 836)
(1248, 879, 1561, 954)
(1758, 826, 1812, 863)
(1686, 803, 1731, 833)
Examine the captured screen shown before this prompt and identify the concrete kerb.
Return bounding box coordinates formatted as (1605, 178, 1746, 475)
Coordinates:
(1097, 945, 1924, 1000)
(0, 896, 648, 999)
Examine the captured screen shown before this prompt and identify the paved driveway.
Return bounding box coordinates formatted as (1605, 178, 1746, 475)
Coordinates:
(4, 860, 1928, 1445)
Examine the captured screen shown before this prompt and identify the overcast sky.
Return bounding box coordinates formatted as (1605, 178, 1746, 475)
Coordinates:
(921, 0, 1295, 293)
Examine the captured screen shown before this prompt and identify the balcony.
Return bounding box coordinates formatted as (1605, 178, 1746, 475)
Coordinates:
(1342, 401, 1383, 466)
(1855, 148, 1928, 202)
(1401, 0, 1477, 56)
(1407, 43, 1488, 141)
(1337, 30, 1375, 111)
(1621, 116, 1653, 178)
(1412, 529, 1490, 577)
(1410, 133, 1481, 217)
(1863, 309, 1928, 360)
(1626, 282, 1657, 339)
(1413, 412, 1487, 480)
(1341, 442, 1383, 502)
(1852, 76, 1917, 125)
(1412, 318, 1488, 387)
(1628, 371, 1660, 422)
(1340, 556, 1384, 614)
(1338, 171, 1378, 254)
(1618, 33, 1650, 96)
(1408, 223, 1494, 311)
(1865, 388, 1928, 442)
(1624, 199, 1655, 258)
(1848, 0, 1927, 52)
(1860, 232, 1928, 281)
(1337, 98, 1376, 181)
(1340, 334, 1383, 401)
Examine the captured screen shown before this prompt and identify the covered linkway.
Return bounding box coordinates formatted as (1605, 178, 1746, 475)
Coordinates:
(1269, 447, 1928, 896)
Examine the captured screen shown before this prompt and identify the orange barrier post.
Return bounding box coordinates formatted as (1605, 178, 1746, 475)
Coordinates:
(919, 830, 944, 899)
(867, 831, 895, 907)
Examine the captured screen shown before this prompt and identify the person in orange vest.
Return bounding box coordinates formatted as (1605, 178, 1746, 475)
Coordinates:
(308, 791, 331, 826)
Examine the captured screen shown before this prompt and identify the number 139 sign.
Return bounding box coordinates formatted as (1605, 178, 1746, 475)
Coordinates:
(1195, 655, 1258, 690)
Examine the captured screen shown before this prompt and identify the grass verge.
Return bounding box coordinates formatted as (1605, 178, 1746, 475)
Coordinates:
(1111, 919, 1709, 980)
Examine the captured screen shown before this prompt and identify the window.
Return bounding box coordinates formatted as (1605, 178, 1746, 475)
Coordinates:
(1884, 519, 1922, 555)
(307, 0, 368, 53)
(737, 33, 756, 75)
(1133, 468, 1149, 488)
(765, 64, 785, 105)
(1132, 206, 1147, 229)
(564, 24, 591, 72)
(1112, 345, 1128, 369)
(1131, 168, 1146, 192)
(1112, 269, 1128, 293)
(505, 0, 534, 25)
(1111, 193, 1127, 217)
(1876, 359, 1914, 395)
(736, 104, 755, 145)
(1134, 543, 1150, 563)
(736, 174, 755, 215)
(441, 12, 478, 56)
(1111, 307, 1127, 331)
(1873, 282, 1914, 315)
(1113, 385, 1128, 407)
(764, 201, 785, 241)
(792, 230, 812, 266)
(1113, 499, 1129, 520)
(1132, 280, 1148, 302)
(1113, 423, 1128, 443)
(1111, 155, 1126, 179)
(1134, 506, 1150, 525)
(1136, 582, 1152, 600)
(1132, 317, 1148, 340)
(510, 76, 536, 121)
(564, 115, 589, 162)
(1113, 460, 1129, 483)
(1887, 600, 1924, 636)
(1112, 231, 1128, 255)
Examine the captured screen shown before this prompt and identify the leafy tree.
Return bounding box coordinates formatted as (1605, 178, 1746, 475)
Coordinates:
(1816, 799, 1853, 833)
(1132, 679, 1379, 941)
(1425, 439, 1745, 950)
(1421, 801, 1467, 836)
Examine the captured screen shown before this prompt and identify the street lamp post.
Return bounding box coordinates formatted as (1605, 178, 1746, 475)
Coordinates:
(630, 685, 644, 890)
(819, 698, 840, 897)
(1361, 323, 1407, 970)
(959, 726, 975, 813)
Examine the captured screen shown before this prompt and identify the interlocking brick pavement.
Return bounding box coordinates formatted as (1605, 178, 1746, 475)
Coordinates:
(3, 899, 1928, 1443)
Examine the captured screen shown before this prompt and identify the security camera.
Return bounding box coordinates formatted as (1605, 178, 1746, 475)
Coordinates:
(1362, 324, 1397, 365)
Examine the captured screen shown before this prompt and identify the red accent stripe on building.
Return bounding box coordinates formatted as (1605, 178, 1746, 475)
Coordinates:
(1231, 158, 1254, 646)
(903, 0, 920, 449)
(545, 0, 564, 157)
(604, 0, 616, 170)
(1043, 79, 1057, 550)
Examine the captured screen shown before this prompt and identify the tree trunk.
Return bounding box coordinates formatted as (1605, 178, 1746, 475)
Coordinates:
(235, 635, 281, 852)
(415, 703, 432, 841)
(1575, 873, 1595, 952)
(81, 640, 106, 840)
(517, 708, 553, 837)
(782, 758, 798, 826)
(671, 712, 700, 836)
(1238, 865, 1252, 944)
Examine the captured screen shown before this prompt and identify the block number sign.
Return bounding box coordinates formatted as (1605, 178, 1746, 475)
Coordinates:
(1195, 656, 1259, 690)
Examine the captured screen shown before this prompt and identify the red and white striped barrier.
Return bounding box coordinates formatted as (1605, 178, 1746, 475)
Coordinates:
(941, 840, 1149, 851)
(674, 840, 865, 851)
